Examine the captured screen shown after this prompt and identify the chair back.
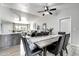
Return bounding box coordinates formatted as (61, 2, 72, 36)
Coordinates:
(63, 34, 70, 50)
(56, 35, 65, 53)
(21, 36, 32, 56)
(58, 32, 66, 35)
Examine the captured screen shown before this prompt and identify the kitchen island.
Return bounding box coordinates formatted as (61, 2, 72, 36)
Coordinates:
(0, 32, 21, 49)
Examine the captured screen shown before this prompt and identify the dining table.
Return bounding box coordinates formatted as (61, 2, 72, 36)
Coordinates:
(26, 34, 62, 56)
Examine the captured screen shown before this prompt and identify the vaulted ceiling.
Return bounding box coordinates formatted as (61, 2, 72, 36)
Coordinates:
(0, 3, 64, 17)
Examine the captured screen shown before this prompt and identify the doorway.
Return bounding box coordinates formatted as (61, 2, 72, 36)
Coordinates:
(59, 16, 71, 43)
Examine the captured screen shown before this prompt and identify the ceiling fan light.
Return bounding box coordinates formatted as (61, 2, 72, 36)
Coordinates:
(44, 12, 49, 14)
(43, 14, 45, 16)
(45, 7, 47, 10)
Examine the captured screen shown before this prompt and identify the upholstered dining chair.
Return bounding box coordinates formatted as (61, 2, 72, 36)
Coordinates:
(58, 32, 66, 35)
(58, 32, 70, 54)
(62, 34, 70, 54)
(47, 35, 65, 56)
(21, 36, 43, 56)
(51, 32, 66, 46)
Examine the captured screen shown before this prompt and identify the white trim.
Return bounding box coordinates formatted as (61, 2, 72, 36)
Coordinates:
(59, 16, 71, 44)
(70, 43, 79, 48)
(59, 16, 71, 32)
(58, 16, 71, 21)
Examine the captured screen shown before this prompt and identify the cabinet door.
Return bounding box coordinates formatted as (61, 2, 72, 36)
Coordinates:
(1, 35, 8, 48)
(12, 34, 20, 45)
(0, 35, 2, 48)
(7, 35, 13, 47)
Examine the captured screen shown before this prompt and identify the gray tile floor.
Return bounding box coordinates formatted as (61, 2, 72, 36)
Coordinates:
(21, 44, 79, 56)
(47, 44, 79, 56)
(70, 45, 79, 56)
(43, 44, 79, 56)
(0, 45, 20, 56)
(0, 44, 79, 56)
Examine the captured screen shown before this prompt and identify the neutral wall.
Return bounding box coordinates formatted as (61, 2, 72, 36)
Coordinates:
(1, 22, 13, 33)
(0, 6, 18, 22)
(34, 15, 58, 34)
(0, 6, 39, 33)
(57, 4, 79, 45)
(0, 6, 17, 33)
(34, 3, 79, 45)
(0, 20, 1, 33)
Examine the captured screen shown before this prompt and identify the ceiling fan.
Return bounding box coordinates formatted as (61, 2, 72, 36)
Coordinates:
(37, 4, 56, 16)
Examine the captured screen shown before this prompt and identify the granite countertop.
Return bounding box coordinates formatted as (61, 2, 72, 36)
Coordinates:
(0, 32, 22, 35)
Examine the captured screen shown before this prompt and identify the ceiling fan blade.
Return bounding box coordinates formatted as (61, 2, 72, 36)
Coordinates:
(38, 11, 45, 13)
(49, 12, 52, 15)
(50, 8, 56, 11)
(46, 6, 49, 10)
(43, 13, 45, 16)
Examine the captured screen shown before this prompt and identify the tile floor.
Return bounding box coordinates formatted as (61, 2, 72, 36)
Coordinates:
(0, 44, 79, 56)
(47, 44, 79, 56)
(0, 45, 20, 56)
(21, 44, 79, 56)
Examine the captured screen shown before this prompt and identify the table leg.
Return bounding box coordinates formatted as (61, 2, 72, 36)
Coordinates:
(43, 47, 47, 56)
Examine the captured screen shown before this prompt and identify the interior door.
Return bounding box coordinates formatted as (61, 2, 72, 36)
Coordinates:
(59, 17, 71, 43)
(60, 17, 71, 34)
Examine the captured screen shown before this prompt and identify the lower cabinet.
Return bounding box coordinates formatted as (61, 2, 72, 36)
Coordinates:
(0, 33, 21, 49)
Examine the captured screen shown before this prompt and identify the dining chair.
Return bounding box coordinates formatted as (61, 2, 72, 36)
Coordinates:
(47, 35, 65, 56)
(31, 31, 37, 37)
(51, 32, 66, 46)
(62, 34, 70, 54)
(58, 32, 66, 35)
(57, 32, 70, 54)
(21, 36, 43, 56)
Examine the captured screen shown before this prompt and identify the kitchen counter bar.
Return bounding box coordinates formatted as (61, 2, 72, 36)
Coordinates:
(0, 33, 21, 49)
(0, 32, 22, 35)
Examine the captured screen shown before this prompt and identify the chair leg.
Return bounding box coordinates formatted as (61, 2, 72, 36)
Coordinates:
(55, 54, 58, 56)
(60, 50, 63, 56)
(66, 47, 68, 54)
(43, 47, 47, 56)
(25, 53, 27, 56)
(39, 52, 42, 56)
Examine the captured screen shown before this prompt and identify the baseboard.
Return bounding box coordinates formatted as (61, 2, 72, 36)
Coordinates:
(70, 43, 79, 48)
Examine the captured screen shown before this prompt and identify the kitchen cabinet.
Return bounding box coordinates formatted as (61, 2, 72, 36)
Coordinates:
(0, 33, 21, 49)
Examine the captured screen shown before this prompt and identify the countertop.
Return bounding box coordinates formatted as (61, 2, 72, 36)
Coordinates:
(0, 32, 22, 35)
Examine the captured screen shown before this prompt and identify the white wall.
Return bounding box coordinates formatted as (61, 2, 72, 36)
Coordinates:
(0, 6, 17, 33)
(34, 3, 79, 45)
(1, 22, 13, 33)
(0, 6, 18, 21)
(57, 4, 79, 45)
(0, 20, 1, 33)
(35, 15, 58, 34)
(0, 6, 39, 33)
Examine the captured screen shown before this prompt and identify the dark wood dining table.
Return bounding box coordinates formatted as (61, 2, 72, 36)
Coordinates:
(27, 34, 61, 56)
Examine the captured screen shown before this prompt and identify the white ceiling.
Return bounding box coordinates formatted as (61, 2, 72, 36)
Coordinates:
(1, 3, 79, 24)
(0, 3, 64, 17)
